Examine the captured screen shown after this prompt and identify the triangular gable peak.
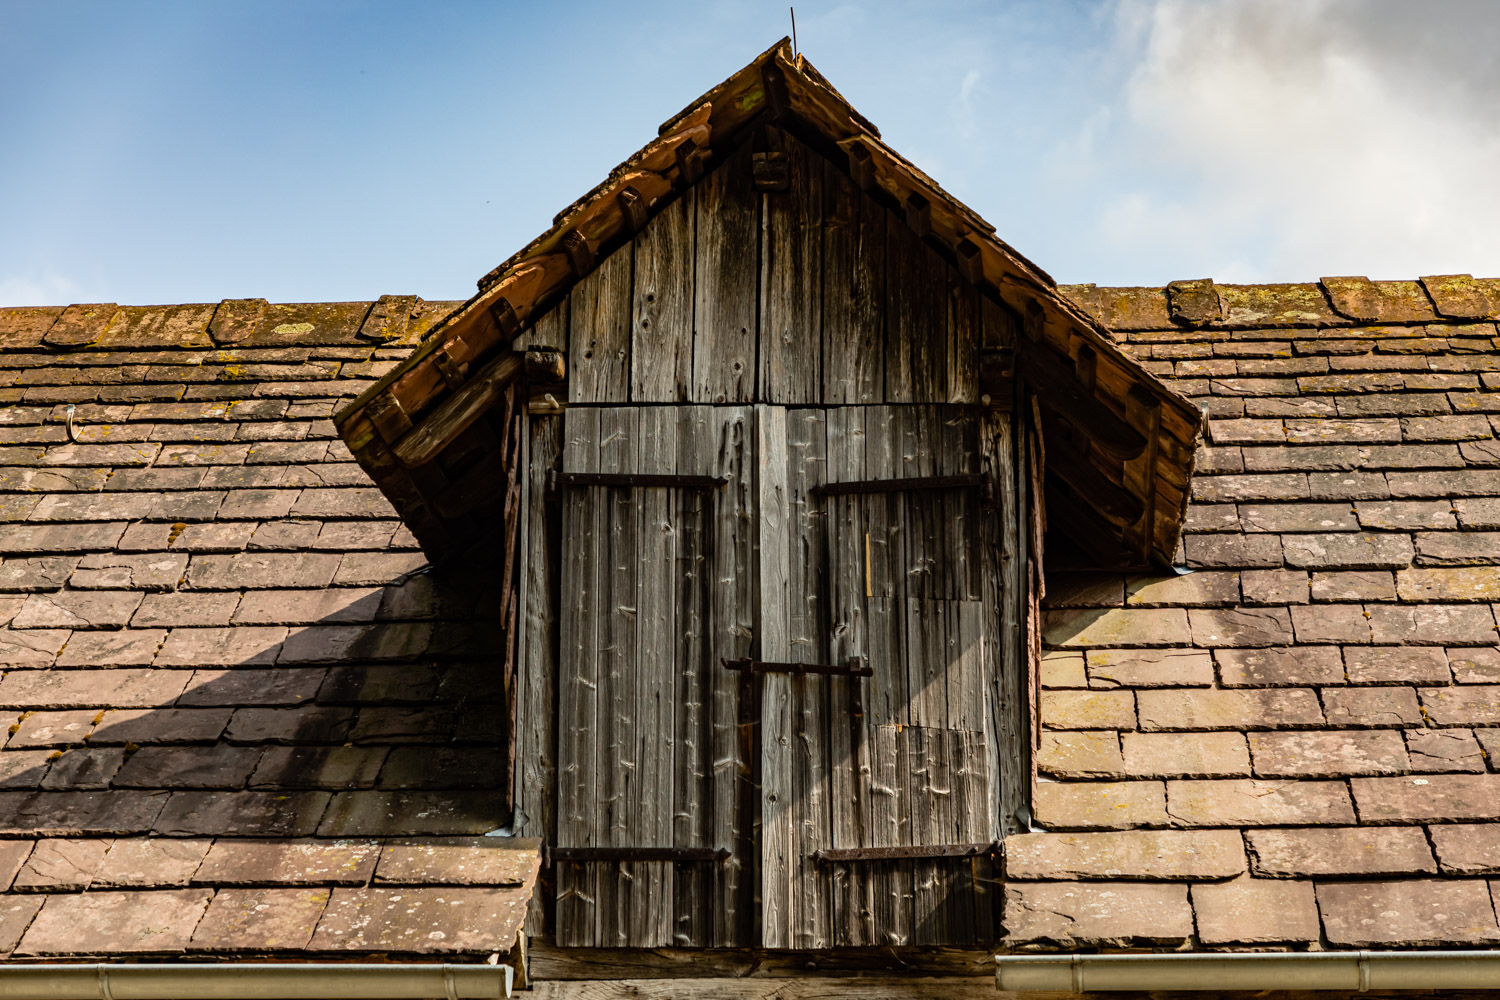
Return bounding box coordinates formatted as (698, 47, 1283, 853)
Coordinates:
(335, 39, 1202, 566)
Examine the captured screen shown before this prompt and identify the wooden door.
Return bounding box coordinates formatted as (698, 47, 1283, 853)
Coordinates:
(553, 405, 755, 948)
(761, 404, 1008, 949)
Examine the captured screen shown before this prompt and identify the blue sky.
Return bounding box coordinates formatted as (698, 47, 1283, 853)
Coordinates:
(4, 1, 1500, 306)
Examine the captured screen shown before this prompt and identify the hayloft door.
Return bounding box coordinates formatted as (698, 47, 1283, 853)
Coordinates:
(760, 404, 1007, 949)
(553, 405, 755, 948)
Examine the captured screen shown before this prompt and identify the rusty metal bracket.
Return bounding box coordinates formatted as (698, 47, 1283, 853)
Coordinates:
(547, 846, 731, 866)
(812, 842, 999, 864)
(721, 656, 871, 677)
(812, 473, 994, 509)
(550, 471, 728, 492)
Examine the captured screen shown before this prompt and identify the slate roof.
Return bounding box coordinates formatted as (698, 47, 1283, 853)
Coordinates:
(0, 300, 536, 959)
(1021, 276, 1500, 950)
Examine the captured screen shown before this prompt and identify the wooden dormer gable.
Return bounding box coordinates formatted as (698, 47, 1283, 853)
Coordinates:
(335, 39, 1203, 568)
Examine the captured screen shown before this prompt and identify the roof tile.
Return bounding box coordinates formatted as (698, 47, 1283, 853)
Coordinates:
(16, 888, 211, 955)
(308, 886, 529, 953)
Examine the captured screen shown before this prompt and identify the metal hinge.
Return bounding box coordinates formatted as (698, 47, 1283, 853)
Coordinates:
(546, 846, 731, 866)
(721, 656, 871, 677)
(812, 842, 1000, 864)
(549, 471, 728, 492)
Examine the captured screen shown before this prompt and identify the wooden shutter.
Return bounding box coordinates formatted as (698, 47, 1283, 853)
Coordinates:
(554, 405, 755, 948)
(762, 404, 1009, 949)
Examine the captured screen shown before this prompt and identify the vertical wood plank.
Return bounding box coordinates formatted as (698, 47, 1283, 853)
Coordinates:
(672, 406, 709, 946)
(756, 404, 793, 949)
(946, 269, 979, 404)
(911, 248, 949, 403)
(632, 406, 676, 945)
(527, 297, 568, 350)
(759, 129, 823, 405)
(884, 219, 919, 404)
(597, 406, 639, 945)
(568, 247, 632, 403)
(555, 407, 601, 946)
(822, 162, 885, 405)
(518, 415, 561, 940)
(632, 192, 695, 402)
(983, 411, 1025, 840)
(824, 406, 873, 947)
(785, 407, 830, 948)
(862, 406, 906, 728)
(693, 144, 758, 403)
(702, 406, 755, 947)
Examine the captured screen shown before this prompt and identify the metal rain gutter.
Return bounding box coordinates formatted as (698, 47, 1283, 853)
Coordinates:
(997, 951, 1500, 992)
(0, 963, 513, 1000)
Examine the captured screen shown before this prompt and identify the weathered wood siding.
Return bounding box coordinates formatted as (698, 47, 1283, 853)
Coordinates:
(518, 127, 1028, 951)
(521, 128, 983, 407)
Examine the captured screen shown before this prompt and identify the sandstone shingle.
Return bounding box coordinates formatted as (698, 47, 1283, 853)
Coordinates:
(308, 885, 530, 953)
(1321, 686, 1423, 727)
(1003, 880, 1192, 946)
(1343, 645, 1450, 684)
(1318, 880, 1500, 946)
(1086, 648, 1213, 688)
(1137, 688, 1324, 731)
(1031, 781, 1167, 830)
(16, 888, 211, 955)
(1121, 731, 1249, 778)
(1248, 826, 1435, 877)
(1248, 730, 1408, 777)
(1004, 829, 1244, 880)
(1165, 778, 1354, 826)
(1353, 774, 1500, 822)
(1191, 876, 1320, 945)
(1430, 824, 1500, 874)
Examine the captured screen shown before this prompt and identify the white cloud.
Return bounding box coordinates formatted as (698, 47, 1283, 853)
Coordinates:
(0, 271, 80, 308)
(1077, 0, 1500, 282)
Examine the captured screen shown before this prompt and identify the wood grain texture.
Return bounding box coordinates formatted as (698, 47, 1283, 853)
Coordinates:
(633, 193, 695, 401)
(759, 129, 823, 405)
(556, 407, 602, 945)
(822, 162, 885, 405)
(785, 407, 831, 948)
(569, 247, 632, 403)
(518, 416, 561, 939)
(693, 144, 759, 404)
(756, 404, 793, 948)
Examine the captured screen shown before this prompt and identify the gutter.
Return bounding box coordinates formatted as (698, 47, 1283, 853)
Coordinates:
(0, 963, 513, 1000)
(996, 952, 1500, 991)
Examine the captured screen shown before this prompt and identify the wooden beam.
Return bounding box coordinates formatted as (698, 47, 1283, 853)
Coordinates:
(846, 141, 874, 191)
(904, 193, 931, 238)
(365, 392, 412, 444)
(392, 352, 524, 467)
(751, 151, 790, 192)
(491, 297, 521, 340)
(1017, 344, 1146, 462)
(676, 137, 709, 184)
(525, 348, 566, 383)
(617, 186, 648, 233)
(1124, 385, 1164, 565)
(1040, 426, 1144, 527)
(1073, 343, 1098, 393)
(955, 239, 983, 285)
(561, 229, 594, 277)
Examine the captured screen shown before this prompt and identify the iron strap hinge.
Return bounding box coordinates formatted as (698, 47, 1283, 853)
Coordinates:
(549, 471, 728, 491)
(546, 846, 731, 866)
(721, 656, 871, 677)
(812, 842, 1000, 864)
(811, 473, 995, 508)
